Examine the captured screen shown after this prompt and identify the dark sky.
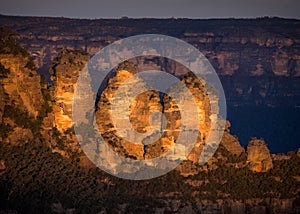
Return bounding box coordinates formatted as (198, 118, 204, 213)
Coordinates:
(1, 0, 299, 19)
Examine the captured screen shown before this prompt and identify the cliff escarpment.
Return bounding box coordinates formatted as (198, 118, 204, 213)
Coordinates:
(0, 27, 299, 213)
(0, 29, 45, 144)
(0, 16, 299, 107)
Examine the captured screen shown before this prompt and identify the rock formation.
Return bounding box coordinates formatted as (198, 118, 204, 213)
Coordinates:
(95, 61, 213, 164)
(0, 31, 45, 144)
(0, 31, 90, 154)
(247, 138, 273, 172)
(50, 49, 89, 132)
(0, 54, 43, 118)
(220, 121, 245, 156)
(96, 64, 150, 160)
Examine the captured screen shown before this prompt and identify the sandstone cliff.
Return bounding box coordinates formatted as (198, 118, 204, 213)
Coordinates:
(95, 61, 212, 163)
(50, 49, 89, 132)
(0, 61, 298, 214)
(1, 16, 299, 107)
(0, 54, 43, 118)
(247, 138, 273, 172)
(0, 29, 89, 155)
(0, 30, 299, 213)
(0, 30, 45, 144)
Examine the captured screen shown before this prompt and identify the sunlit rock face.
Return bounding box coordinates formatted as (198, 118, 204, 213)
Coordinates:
(176, 73, 212, 163)
(247, 138, 273, 172)
(0, 53, 44, 144)
(95, 61, 213, 163)
(0, 55, 43, 118)
(50, 49, 89, 132)
(95, 62, 144, 160)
